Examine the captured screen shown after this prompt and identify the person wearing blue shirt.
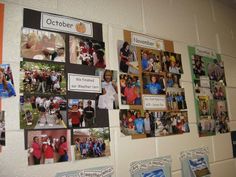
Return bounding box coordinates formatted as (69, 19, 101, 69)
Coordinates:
(134, 111, 144, 134)
(0, 68, 16, 98)
(141, 52, 149, 71)
(144, 75, 162, 94)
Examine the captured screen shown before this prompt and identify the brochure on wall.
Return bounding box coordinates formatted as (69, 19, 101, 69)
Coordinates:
(130, 156, 172, 177)
(55, 166, 114, 177)
(180, 147, 210, 177)
(119, 30, 189, 139)
(21, 8, 112, 164)
(188, 46, 229, 137)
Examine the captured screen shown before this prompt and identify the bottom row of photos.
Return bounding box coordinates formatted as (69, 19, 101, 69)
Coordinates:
(26, 128, 110, 165)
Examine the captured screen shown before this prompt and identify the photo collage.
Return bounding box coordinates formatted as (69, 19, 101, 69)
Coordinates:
(21, 9, 111, 165)
(189, 46, 229, 137)
(118, 31, 189, 139)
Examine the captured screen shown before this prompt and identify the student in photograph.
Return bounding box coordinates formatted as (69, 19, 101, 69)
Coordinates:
(127, 110, 135, 129)
(144, 75, 162, 94)
(169, 61, 180, 74)
(166, 73, 174, 87)
(201, 101, 208, 116)
(98, 70, 117, 109)
(56, 136, 68, 162)
(193, 59, 205, 77)
(37, 72, 45, 93)
(134, 111, 144, 134)
(78, 101, 84, 127)
(38, 98, 47, 124)
(31, 136, 41, 165)
(166, 92, 173, 110)
(141, 51, 152, 71)
(0, 68, 16, 98)
(144, 112, 151, 137)
(53, 47, 65, 62)
(119, 41, 131, 73)
(42, 136, 54, 164)
(94, 50, 106, 68)
(25, 110, 33, 126)
(68, 104, 81, 128)
(84, 100, 95, 127)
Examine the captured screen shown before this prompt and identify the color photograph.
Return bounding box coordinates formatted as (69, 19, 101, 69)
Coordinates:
(210, 81, 226, 100)
(20, 95, 67, 129)
(166, 72, 180, 88)
(26, 129, 71, 165)
(73, 128, 110, 160)
(95, 69, 119, 109)
(68, 99, 96, 128)
(191, 54, 206, 79)
(21, 28, 66, 62)
(118, 40, 138, 74)
(166, 88, 187, 111)
(162, 51, 183, 75)
(0, 111, 5, 146)
(20, 61, 66, 95)
(69, 35, 106, 68)
(198, 96, 210, 116)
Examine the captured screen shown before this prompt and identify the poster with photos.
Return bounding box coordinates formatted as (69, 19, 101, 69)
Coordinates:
(21, 8, 111, 163)
(118, 30, 189, 139)
(188, 46, 229, 137)
(72, 127, 110, 160)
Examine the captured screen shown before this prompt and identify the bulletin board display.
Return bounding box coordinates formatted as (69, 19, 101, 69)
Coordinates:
(188, 46, 229, 137)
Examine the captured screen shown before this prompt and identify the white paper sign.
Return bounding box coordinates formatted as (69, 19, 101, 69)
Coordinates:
(200, 76, 210, 88)
(131, 33, 164, 50)
(41, 13, 93, 37)
(195, 46, 216, 58)
(143, 95, 167, 110)
(68, 73, 101, 93)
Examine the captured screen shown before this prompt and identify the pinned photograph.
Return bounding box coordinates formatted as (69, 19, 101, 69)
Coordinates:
(142, 73, 165, 95)
(69, 35, 106, 68)
(198, 96, 210, 116)
(120, 74, 141, 105)
(166, 72, 180, 88)
(210, 81, 226, 100)
(198, 116, 215, 136)
(118, 40, 138, 74)
(162, 51, 183, 75)
(141, 49, 163, 73)
(68, 99, 95, 128)
(95, 69, 119, 109)
(0, 111, 5, 146)
(26, 129, 71, 165)
(21, 28, 66, 62)
(20, 95, 67, 129)
(166, 87, 187, 110)
(73, 128, 110, 160)
(188, 157, 210, 177)
(207, 59, 225, 82)
(0, 64, 16, 98)
(191, 54, 205, 78)
(20, 61, 66, 95)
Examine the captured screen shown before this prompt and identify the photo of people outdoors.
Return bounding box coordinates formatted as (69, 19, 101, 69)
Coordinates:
(26, 129, 71, 165)
(68, 99, 95, 128)
(211, 81, 226, 100)
(95, 69, 119, 109)
(192, 54, 205, 78)
(73, 128, 110, 160)
(20, 95, 67, 129)
(141, 49, 163, 73)
(142, 73, 165, 95)
(21, 28, 66, 62)
(20, 61, 66, 95)
(162, 51, 183, 75)
(0, 64, 16, 98)
(0, 111, 5, 146)
(69, 35, 106, 68)
(118, 41, 139, 74)
(120, 109, 189, 138)
(166, 87, 187, 110)
(120, 74, 141, 105)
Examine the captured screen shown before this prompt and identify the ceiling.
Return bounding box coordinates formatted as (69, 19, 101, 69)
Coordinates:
(218, 0, 236, 10)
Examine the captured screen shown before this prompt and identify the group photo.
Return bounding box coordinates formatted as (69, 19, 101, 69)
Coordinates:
(20, 95, 67, 129)
(26, 129, 71, 165)
(20, 61, 66, 95)
(73, 128, 110, 160)
(21, 28, 66, 62)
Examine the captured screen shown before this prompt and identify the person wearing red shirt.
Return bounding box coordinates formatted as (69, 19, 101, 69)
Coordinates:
(42, 137, 54, 164)
(31, 136, 41, 165)
(56, 136, 68, 162)
(68, 104, 81, 128)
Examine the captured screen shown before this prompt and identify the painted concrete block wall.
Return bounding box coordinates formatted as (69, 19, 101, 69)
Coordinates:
(0, 0, 236, 177)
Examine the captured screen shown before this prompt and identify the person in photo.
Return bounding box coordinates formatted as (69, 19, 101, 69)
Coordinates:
(0, 68, 16, 98)
(84, 100, 95, 127)
(134, 111, 144, 134)
(31, 136, 41, 165)
(56, 136, 68, 162)
(68, 104, 81, 128)
(119, 41, 131, 73)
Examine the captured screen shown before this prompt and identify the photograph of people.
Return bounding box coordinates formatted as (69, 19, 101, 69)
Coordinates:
(120, 74, 141, 105)
(166, 88, 187, 110)
(143, 74, 165, 94)
(69, 35, 106, 68)
(192, 55, 205, 78)
(68, 99, 85, 128)
(141, 50, 163, 73)
(20, 95, 67, 129)
(27, 129, 71, 165)
(0, 65, 16, 98)
(0, 111, 5, 146)
(21, 28, 65, 62)
(95, 69, 118, 109)
(166, 73, 180, 88)
(73, 128, 110, 160)
(198, 96, 210, 116)
(162, 51, 183, 74)
(20, 61, 66, 95)
(118, 41, 139, 74)
(211, 81, 226, 100)
(207, 59, 225, 82)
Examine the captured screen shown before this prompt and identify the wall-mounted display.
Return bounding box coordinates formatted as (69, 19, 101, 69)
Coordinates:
(0, 111, 5, 146)
(118, 30, 189, 139)
(188, 46, 229, 137)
